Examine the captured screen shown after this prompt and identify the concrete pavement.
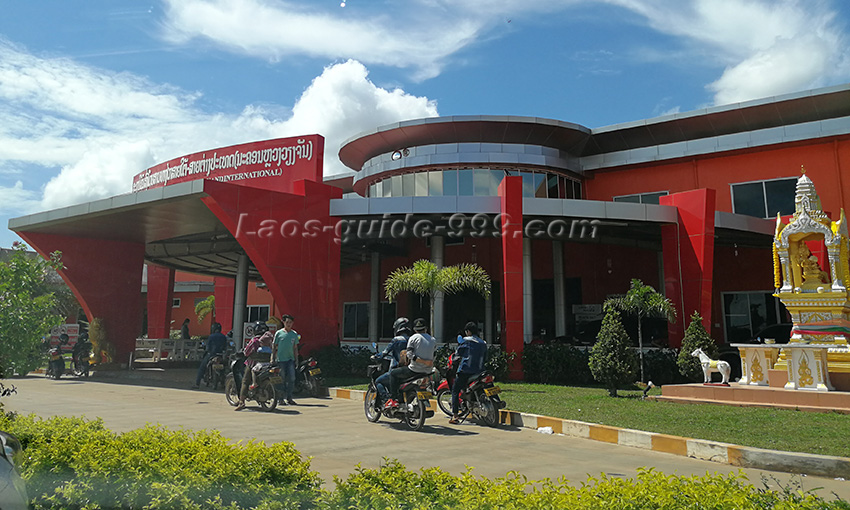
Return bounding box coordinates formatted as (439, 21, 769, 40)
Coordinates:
(4, 368, 849, 501)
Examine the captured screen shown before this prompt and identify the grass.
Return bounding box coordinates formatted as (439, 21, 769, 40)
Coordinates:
(333, 378, 850, 458)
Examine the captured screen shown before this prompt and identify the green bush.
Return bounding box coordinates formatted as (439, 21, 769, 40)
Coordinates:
(677, 312, 720, 382)
(522, 343, 594, 385)
(589, 306, 638, 397)
(321, 459, 845, 509)
(0, 413, 321, 509)
(313, 344, 374, 378)
(642, 348, 688, 386)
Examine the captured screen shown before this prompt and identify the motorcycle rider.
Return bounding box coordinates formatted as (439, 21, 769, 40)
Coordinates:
(449, 321, 487, 424)
(385, 317, 435, 410)
(192, 322, 227, 389)
(373, 317, 412, 405)
(235, 321, 273, 411)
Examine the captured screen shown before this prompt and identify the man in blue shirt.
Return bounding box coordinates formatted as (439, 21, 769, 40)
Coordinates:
(375, 317, 411, 403)
(450, 321, 487, 424)
(192, 322, 227, 389)
(272, 314, 299, 405)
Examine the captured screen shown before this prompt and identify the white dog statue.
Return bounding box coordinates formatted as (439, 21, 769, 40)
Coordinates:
(691, 348, 731, 384)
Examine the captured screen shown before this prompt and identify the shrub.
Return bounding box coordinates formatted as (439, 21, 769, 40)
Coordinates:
(642, 348, 688, 386)
(677, 312, 720, 382)
(588, 305, 638, 397)
(0, 413, 321, 509)
(321, 460, 844, 509)
(313, 344, 374, 378)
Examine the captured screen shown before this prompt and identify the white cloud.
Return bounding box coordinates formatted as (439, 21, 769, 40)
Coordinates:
(0, 40, 437, 211)
(605, 0, 850, 105)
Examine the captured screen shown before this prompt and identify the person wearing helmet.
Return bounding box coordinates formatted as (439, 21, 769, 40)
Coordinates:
(373, 317, 411, 404)
(235, 321, 272, 411)
(386, 317, 436, 410)
(192, 322, 227, 389)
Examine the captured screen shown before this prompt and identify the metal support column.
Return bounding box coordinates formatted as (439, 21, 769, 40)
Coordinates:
(232, 253, 249, 349)
(553, 241, 566, 338)
(369, 251, 380, 343)
(523, 238, 533, 344)
(432, 236, 445, 341)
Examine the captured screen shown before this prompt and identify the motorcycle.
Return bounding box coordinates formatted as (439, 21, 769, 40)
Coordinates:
(223, 352, 280, 411)
(435, 352, 505, 427)
(45, 345, 65, 379)
(294, 356, 323, 397)
(202, 341, 234, 390)
(71, 340, 93, 377)
(363, 350, 435, 431)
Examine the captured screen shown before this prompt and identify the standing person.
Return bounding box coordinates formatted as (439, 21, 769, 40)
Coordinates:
(272, 314, 299, 405)
(386, 318, 435, 410)
(235, 322, 272, 411)
(181, 318, 191, 340)
(192, 322, 226, 389)
(449, 321, 487, 424)
(374, 317, 411, 404)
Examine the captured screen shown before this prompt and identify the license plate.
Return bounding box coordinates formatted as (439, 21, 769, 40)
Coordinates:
(309, 368, 321, 376)
(269, 376, 283, 384)
(417, 391, 432, 400)
(484, 386, 501, 397)
(212, 364, 223, 370)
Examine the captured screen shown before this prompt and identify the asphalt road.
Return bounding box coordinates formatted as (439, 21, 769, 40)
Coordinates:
(4, 369, 850, 501)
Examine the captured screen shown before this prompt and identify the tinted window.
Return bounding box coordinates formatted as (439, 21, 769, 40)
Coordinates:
(443, 170, 458, 195)
(458, 169, 474, 196)
(732, 182, 767, 218)
(764, 178, 797, 217)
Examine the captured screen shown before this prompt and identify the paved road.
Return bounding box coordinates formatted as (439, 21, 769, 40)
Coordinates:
(4, 369, 849, 500)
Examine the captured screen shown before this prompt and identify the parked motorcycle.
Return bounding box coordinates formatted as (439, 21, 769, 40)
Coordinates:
(202, 341, 234, 390)
(363, 350, 435, 431)
(45, 345, 65, 379)
(294, 357, 323, 397)
(71, 340, 93, 377)
(435, 352, 505, 427)
(223, 353, 280, 411)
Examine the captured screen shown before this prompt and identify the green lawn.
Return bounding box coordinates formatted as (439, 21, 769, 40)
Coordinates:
(330, 378, 850, 458)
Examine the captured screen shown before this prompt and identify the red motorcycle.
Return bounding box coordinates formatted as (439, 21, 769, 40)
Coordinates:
(435, 353, 505, 427)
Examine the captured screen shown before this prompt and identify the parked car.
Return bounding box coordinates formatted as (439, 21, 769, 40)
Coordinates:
(0, 430, 27, 510)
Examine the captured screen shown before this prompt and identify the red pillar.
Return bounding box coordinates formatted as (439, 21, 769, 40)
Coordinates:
(214, 277, 235, 334)
(499, 176, 524, 380)
(146, 265, 175, 339)
(17, 232, 145, 364)
(659, 189, 716, 347)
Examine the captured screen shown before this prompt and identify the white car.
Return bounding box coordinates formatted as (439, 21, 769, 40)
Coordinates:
(0, 431, 27, 510)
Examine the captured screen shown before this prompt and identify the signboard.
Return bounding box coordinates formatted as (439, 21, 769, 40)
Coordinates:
(50, 324, 80, 349)
(131, 135, 324, 194)
(573, 304, 603, 323)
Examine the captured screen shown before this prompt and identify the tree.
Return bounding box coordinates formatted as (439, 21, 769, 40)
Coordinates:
(384, 259, 491, 335)
(606, 279, 677, 383)
(588, 304, 638, 397)
(0, 242, 65, 377)
(677, 312, 720, 382)
(195, 295, 215, 324)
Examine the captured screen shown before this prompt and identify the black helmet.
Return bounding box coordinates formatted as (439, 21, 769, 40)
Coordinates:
(253, 321, 269, 336)
(211, 322, 222, 334)
(392, 317, 410, 335)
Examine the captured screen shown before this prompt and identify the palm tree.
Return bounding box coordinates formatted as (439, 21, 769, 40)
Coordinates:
(605, 278, 677, 383)
(195, 295, 215, 324)
(384, 259, 491, 335)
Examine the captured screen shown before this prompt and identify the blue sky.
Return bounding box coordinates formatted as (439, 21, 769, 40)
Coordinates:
(1, 0, 850, 248)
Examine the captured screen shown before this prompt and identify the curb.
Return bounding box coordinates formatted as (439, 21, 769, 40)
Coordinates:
(327, 387, 850, 479)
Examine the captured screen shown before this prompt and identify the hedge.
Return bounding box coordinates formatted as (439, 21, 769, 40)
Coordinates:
(0, 413, 845, 509)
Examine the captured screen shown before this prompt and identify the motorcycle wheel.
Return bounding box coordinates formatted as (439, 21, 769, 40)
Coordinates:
(256, 381, 278, 412)
(404, 394, 426, 431)
(473, 396, 499, 427)
(435, 388, 452, 417)
(364, 386, 381, 423)
(224, 375, 239, 406)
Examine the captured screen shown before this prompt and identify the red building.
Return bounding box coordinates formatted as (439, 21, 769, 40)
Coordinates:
(9, 84, 850, 376)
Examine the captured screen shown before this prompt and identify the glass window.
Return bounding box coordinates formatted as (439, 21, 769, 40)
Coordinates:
(342, 302, 369, 339)
(380, 302, 397, 339)
(382, 179, 391, 197)
(369, 183, 377, 198)
(547, 174, 559, 199)
(722, 292, 783, 343)
(765, 178, 797, 217)
(534, 173, 547, 198)
(402, 173, 415, 196)
(415, 172, 429, 196)
(560, 177, 569, 199)
(573, 180, 582, 199)
(245, 305, 270, 323)
(613, 195, 641, 203)
(732, 182, 767, 218)
(391, 175, 402, 197)
(490, 170, 504, 195)
(613, 191, 667, 204)
(520, 171, 534, 197)
(429, 171, 443, 196)
(458, 169, 474, 196)
(443, 170, 458, 196)
(474, 169, 490, 196)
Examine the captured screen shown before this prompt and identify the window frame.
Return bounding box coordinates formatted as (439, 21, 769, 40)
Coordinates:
(730, 177, 797, 218)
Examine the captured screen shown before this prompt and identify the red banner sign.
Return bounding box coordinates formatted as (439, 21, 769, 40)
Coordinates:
(132, 135, 324, 193)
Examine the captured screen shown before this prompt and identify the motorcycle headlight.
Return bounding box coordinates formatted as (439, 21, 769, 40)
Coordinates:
(0, 431, 24, 469)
